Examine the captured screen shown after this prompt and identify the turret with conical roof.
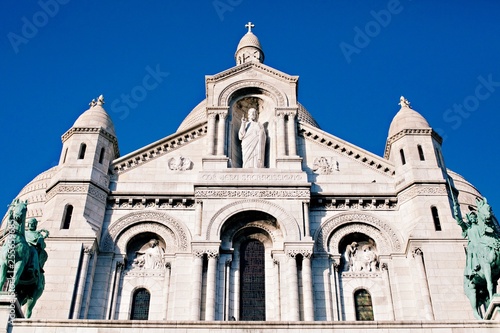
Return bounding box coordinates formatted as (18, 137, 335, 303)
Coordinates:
(385, 96, 446, 187)
(235, 22, 264, 65)
(44, 95, 119, 236)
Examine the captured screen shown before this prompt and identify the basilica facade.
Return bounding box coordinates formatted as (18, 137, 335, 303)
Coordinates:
(2, 26, 500, 332)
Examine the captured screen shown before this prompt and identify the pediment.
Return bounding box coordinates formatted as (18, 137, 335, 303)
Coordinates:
(299, 123, 395, 177)
(206, 61, 298, 85)
(111, 123, 207, 175)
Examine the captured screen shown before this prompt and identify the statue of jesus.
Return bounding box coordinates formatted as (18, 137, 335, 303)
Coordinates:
(238, 108, 266, 168)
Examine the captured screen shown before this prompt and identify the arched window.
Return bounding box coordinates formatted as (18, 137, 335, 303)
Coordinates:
(417, 145, 425, 161)
(354, 289, 374, 321)
(98, 147, 105, 164)
(240, 239, 265, 321)
(130, 288, 151, 320)
(399, 149, 406, 165)
(431, 206, 442, 231)
(62, 205, 73, 229)
(78, 143, 87, 160)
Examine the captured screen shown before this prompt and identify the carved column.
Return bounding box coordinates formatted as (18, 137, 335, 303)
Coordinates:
(163, 262, 172, 320)
(276, 112, 286, 156)
(286, 251, 300, 321)
(108, 260, 124, 319)
(302, 201, 310, 237)
(72, 246, 93, 319)
(191, 251, 204, 320)
(273, 257, 283, 321)
(330, 256, 341, 321)
(233, 262, 240, 320)
(216, 112, 227, 156)
(224, 259, 232, 321)
(302, 251, 314, 321)
(381, 262, 395, 320)
(205, 250, 219, 321)
(412, 248, 434, 320)
(195, 200, 203, 236)
(206, 112, 217, 155)
(286, 112, 297, 156)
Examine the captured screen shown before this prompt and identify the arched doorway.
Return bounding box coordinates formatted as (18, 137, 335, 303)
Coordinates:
(239, 239, 266, 320)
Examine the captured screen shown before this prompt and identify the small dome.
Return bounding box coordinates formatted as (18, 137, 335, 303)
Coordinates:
(388, 97, 430, 138)
(235, 24, 265, 64)
(236, 31, 263, 53)
(73, 97, 116, 137)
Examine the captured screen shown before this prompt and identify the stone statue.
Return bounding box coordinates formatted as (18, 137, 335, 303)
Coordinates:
(238, 108, 266, 168)
(399, 95, 411, 108)
(453, 197, 500, 319)
(361, 245, 378, 272)
(344, 242, 358, 271)
(132, 239, 165, 269)
(0, 200, 47, 318)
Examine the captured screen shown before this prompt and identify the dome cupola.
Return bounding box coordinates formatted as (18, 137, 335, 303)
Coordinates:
(388, 96, 430, 139)
(72, 95, 116, 138)
(235, 22, 264, 65)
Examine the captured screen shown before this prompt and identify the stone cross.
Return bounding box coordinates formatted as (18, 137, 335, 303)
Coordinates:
(245, 22, 254, 33)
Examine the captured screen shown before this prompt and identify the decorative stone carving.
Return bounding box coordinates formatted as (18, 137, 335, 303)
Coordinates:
(315, 212, 402, 253)
(398, 185, 447, 204)
(207, 199, 301, 241)
(195, 189, 309, 199)
(131, 239, 165, 270)
(343, 242, 378, 272)
(239, 108, 266, 168)
(112, 124, 207, 174)
(398, 95, 411, 108)
(168, 155, 193, 171)
(299, 124, 395, 176)
(312, 157, 339, 175)
(102, 211, 189, 252)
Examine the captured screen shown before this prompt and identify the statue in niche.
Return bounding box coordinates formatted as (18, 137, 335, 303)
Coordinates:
(453, 197, 500, 319)
(238, 108, 266, 168)
(344, 242, 358, 271)
(343, 240, 379, 272)
(132, 239, 165, 269)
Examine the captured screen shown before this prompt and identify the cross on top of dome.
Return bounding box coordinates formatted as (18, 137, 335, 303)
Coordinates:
(245, 21, 255, 33)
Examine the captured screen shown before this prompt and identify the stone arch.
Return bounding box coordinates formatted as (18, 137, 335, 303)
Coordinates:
(218, 80, 287, 107)
(101, 210, 191, 253)
(115, 222, 175, 256)
(207, 199, 301, 241)
(314, 212, 402, 254)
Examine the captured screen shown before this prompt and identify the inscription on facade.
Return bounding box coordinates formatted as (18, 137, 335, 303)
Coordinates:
(200, 173, 305, 182)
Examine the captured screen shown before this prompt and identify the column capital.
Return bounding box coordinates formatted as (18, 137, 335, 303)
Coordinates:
(286, 249, 312, 259)
(275, 107, 298, 117)
(206, 106, 229, 116)
(412, 247, 423, 258)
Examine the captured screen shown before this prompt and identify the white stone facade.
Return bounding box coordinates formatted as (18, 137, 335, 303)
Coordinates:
(2, 28, 499, 332)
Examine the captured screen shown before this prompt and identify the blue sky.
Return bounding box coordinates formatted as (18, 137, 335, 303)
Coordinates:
(1, 1, 500, 213)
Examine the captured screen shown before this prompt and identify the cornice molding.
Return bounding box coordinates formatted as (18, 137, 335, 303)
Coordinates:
(111, 123, 207, 174)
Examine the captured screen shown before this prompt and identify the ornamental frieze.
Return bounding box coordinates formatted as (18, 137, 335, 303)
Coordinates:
(102, 211, 189, 252)
(312, 197, 397, 211)
(195, 189, 310, 199)
(46, 183, 107, 203)
(315, 212, 402, 254)
(398, 185, 447, 204)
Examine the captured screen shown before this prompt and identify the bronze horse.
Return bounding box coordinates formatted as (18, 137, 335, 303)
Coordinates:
(455, 197, 500, 319)
(0, 199, 46, 318)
